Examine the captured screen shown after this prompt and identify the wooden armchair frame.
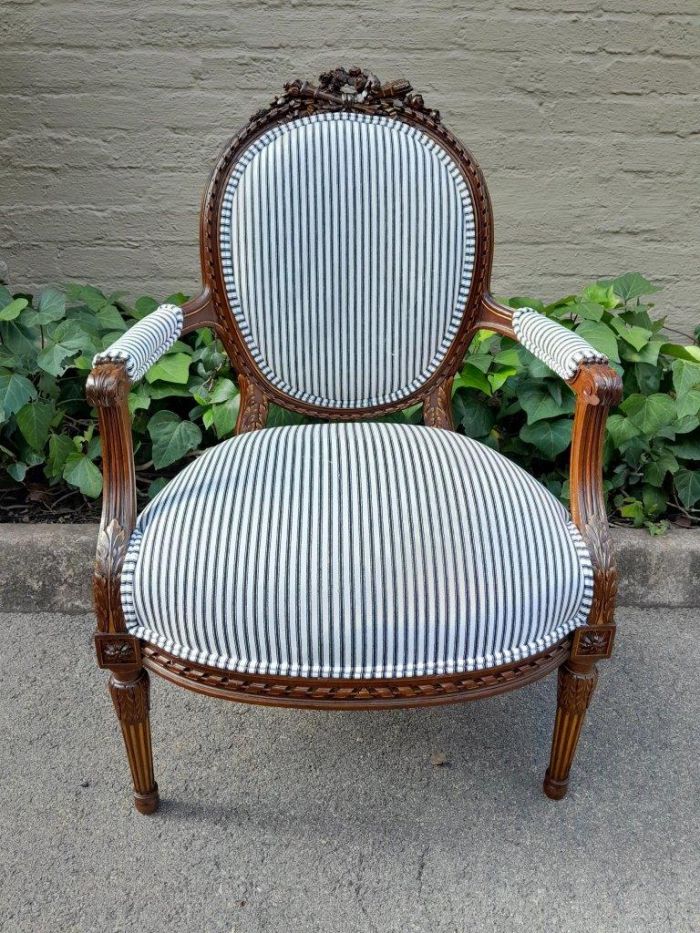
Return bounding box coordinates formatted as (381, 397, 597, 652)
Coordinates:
(86, 69, 622, 814)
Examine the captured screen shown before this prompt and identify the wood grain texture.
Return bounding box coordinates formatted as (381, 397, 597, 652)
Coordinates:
(108, 669, 159, 814)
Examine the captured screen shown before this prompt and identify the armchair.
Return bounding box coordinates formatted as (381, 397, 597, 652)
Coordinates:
(86, 69, 622, 814)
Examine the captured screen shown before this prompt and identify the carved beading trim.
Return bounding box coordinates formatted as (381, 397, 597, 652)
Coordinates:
(109, 670, 150, 724)
(142, 640, 570, 710)
(556, 664, 598, 715)
(201, 68, 494, 425)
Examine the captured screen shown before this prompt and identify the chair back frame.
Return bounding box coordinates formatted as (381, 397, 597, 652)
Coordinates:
(187, 68, 495, 430)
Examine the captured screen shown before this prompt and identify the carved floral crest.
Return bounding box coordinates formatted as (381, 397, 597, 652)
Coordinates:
(250, 67, 440, 123)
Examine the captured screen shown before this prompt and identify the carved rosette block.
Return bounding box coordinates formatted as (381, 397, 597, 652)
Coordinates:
(543, 663, 599, 800)
(571, 624, 615, 661)
(109, 670, 158, 814)
(95, 632, 141, 669)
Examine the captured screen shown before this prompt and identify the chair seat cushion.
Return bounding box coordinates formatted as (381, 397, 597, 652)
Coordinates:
(121, 423, 593, 679)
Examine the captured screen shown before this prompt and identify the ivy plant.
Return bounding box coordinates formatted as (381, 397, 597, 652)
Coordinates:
(0, 274, 698, 531)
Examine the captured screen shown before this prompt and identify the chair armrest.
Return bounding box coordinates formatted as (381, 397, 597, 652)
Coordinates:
(479, 294, 622, 628)
(512, 307, 608, 380)
(479, 294, 608, 379)
(92, 303, 183, 383)
(86, 361, 136, 634)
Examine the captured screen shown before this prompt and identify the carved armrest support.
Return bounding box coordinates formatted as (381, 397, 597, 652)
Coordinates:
(568, 363, 622, 629)
(86, 362, 136, 636)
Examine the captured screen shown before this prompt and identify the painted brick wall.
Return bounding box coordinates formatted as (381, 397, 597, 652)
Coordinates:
(1, 0, 698, 331)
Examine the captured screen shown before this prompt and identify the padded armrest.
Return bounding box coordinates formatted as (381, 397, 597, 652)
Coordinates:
(512, 308, 607, 381)
(92, 303, 183, 382)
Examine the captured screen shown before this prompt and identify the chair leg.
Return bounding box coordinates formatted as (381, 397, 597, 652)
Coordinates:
(108, 668, 159, 814)
(543, 660, 598, 800)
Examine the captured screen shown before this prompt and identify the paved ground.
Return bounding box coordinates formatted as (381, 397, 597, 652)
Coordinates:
(1, 609, 698, 933)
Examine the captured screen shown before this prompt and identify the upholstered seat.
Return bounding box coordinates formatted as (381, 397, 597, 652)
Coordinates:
(122, 422, 593, 679)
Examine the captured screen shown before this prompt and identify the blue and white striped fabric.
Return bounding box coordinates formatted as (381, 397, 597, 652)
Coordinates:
(512, 308, 607, 381)
(92, 303, 183, 382)
(121, 423, 593, 679)
(220, 112, 476, 409)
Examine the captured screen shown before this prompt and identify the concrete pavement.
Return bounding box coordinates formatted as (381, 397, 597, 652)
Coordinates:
(1, 608, 698, 932)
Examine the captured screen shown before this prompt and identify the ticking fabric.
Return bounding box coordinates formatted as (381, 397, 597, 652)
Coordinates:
(121, 423, 593, 679)
(92, 303, 183, 381)
(219, 112, 476, 409)
(512, 308, 607, 381)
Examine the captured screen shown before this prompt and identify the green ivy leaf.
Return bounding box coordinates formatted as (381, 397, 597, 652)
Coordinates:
(0, 297, 29, 321)
(7, 461, 28, 482)
(46, 433, 76, 479)
(0, 372, 37, 418)
(519, 418, 572, 458)
(519, 385, 572, 424)
(609, 317, 652, 351)
(672, 359, 700, 396)
(63, 451, 103, 498)
(643, 451, 679, 487)
(145, 352, 191, 385)
(677, 389, 700, 421)
(672, 436, 700, 460)
(582, 283, 620, 310)
(621, 393, 677, 434)
(96, 304, 127, 332)
(147, 410, 202, 468)
(208, 377, 238, 404)
(36, 342, 74, 377)
(606, 414, 641, 447)
(605, 273, 660, 304)
(16, 399, 55, 451)
(36, 287, 66, 322)
(133, 296, 159, 319)
(660, 344, 700, 364)
(453, 364, 492, 396)
(674, 469, 700, 509)
(488, 366, 518, 392)
(452, 392, 495, 438)
(212, 396, 240, 437)
(642, 483, 667, 517)
(575, 321, 621, 362)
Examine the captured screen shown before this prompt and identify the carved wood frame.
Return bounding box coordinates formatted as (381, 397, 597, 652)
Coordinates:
(87, 68, 622, 715)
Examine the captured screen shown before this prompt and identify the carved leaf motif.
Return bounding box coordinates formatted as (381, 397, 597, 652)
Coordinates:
(557, 666, 598, 715)
(236, 376, 269, 433)
(94, 518, 128, 633)
(583, 514, 618, 625)
(109, 671, 150, 724)
(423, 382, 454, 429)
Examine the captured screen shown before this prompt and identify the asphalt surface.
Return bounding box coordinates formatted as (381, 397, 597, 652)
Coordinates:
(1, 608, 698, 933)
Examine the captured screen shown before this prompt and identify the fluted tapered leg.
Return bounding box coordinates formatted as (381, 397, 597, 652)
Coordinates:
(543, 661, 598, 800)
(108, 669, 159, 814)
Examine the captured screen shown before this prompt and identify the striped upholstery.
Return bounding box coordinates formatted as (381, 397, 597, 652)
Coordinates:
(220, 112, 476, 409)
(93, 303, 183, 382)
(121, 423, 593, 679)
(512, 308, 607, 381)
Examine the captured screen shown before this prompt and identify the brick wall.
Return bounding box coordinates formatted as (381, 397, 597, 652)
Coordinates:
(1, 0, 698, 331)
